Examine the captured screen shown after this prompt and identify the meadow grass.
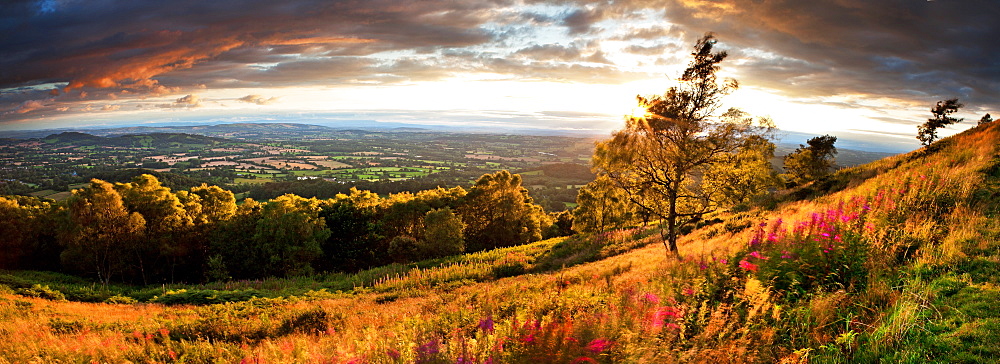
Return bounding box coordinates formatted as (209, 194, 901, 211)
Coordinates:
(4, 123, 1000, 362)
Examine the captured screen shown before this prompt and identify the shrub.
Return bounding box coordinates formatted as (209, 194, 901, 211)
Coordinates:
(151, 289, 263, 305)
(16, 284, 66, 301)
(105, 295, 138, 304)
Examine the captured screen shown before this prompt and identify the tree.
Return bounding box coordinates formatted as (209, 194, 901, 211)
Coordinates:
(917, 98, 963, 146)
(0, 196, 57, 270)
(572, 175, 636, 234)
(705, 109, 781, 205)
(783, 134, 838, 185)
(420, 207, 466, 258)
(458, 170, 549, 252)
(60, 179, 146, 284)
(592, 33, 775, 255)
(253, 194, 330, 277)
(980, 113, 993, 126)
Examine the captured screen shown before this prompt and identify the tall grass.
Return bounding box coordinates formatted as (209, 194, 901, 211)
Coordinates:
(4, 123, 1000, 362)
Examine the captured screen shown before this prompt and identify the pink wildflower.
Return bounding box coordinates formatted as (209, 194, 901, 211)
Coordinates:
(522, 333, 536, 344)
(642, 292, 660, 304)
(477, 316, 495, 333)
(417, 338, 440, 356)
(739, 260, 758, 272)
(586, 338, 611, 354)
(683, 288, 695, 296)
(749, 251, 767, 260)
(650, 306, 680, 329)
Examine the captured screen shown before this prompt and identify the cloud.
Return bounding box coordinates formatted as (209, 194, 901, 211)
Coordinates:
(0, 0, 500, 96)
(102, 104, 121, 111)
(655, 0, 1000, 108)
(11, 100, 45, 114)
(238, 94, 280, 105)
(158, 94, 201, 108)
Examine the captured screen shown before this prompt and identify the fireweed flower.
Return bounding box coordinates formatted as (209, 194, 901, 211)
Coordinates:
(418, 338, 440, 356)
(587, 338, 611, 354)
(739, 260, 758, 272)
(477, 316, 495, 333)
(650, 306, 680, 329)
(643, 292, 660, 304)
(749, 251, 767, 260)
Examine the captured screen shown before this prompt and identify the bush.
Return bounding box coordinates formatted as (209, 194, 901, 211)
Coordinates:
(16, 284, 66, 301)
(151, 289, 263, 305)
(277, 307, 339, 335)
(105, 295, 138, 304)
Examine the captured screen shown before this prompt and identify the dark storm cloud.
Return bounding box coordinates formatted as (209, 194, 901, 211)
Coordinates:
(0, 0, 502, 94)
(652, 0, 1000, 110)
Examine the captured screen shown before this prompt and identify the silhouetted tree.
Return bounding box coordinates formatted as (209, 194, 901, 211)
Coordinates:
(783, 135, 838, 185)
(980, 113, 993, 125)
(917, 99, 963, 146)
(592, 33, 775, 255)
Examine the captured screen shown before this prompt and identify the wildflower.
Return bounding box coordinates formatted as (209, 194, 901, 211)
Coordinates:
(682, 288, 695, 296)
(781, 251, 794, 259)
(522, 333, 536, 344)
(699, 261, 708, 270)
(477, 316, 495, 333)
(418, 338, 440, 356)
(767, 233, 779, 243)
(168, 350, 177, 360)
(642, 292, 660, 304)
(586, 338, 611, 354)
(650, 306, 680, 329)
(719, 258, 728, 264)
(738, 260, 758, 272)
(749, 251, 767, 260)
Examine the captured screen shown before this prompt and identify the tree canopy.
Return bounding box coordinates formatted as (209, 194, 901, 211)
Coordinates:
(783, 134, 838, 185)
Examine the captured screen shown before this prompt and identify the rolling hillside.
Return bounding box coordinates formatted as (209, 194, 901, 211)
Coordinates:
(3, 122, 1000, 362)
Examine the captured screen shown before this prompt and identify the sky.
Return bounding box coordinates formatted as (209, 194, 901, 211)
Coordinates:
(1, 0, 998, 152)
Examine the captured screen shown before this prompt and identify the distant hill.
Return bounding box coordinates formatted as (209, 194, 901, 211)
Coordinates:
(39, 131, 228, 149)
(41, 131, 105, 145)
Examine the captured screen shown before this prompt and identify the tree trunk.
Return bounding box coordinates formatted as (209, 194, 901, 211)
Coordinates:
(666, 179, 679, 257)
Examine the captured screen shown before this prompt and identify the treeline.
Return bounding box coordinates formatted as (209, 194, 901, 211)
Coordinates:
(242, 176, 472, 200)
(0, 171, 568, 284)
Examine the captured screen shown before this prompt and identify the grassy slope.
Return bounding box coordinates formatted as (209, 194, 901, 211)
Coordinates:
(3, 122, 1000, 363)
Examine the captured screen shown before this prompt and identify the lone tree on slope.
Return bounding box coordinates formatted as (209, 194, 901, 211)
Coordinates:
(592, 34, 776, 256)
(917, 98, 963, 146)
